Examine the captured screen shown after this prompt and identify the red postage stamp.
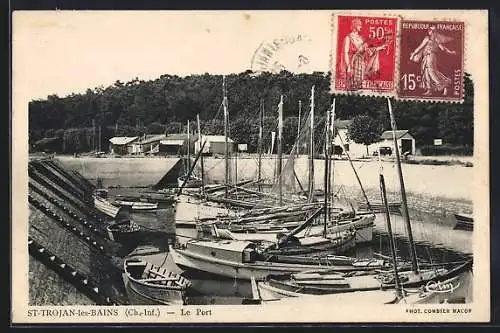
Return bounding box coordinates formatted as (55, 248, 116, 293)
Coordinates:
(398, 20, 465, 102)
(331, 15, 398, 95)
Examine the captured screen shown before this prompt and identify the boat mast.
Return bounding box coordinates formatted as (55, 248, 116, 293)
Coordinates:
(378, 154, 403, 298)
(98, 125, 101, 153)
(297, 100, 302, 155)
(223, 76, 229, 199)
(258, 99, 264, 192)
(323, 101, 331, 236)
(308, 86, 315, 202)
(187, 120, 191, 173)
(277, 95, 284, 206)
(92, 119, 96, 152)
(329, 99, 336, 219)
(235, 140, 238, 186)
(197, 114, 205, 195)
(387, 98, 418, 274)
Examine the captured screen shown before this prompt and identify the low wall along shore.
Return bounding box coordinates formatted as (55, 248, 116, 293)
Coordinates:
(56, 155, 474, 216)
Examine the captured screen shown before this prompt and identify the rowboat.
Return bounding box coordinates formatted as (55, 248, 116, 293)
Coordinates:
(254, 259, 471, 298)
(124, 258, 191, 305)
(251, 273, 465, 305)
(106, 219, 140, 243)
(114, 200, 159, 212)
(94, 195, 121, 218)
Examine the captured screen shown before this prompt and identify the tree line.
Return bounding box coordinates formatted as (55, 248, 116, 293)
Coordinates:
(29, 71, 473, 154)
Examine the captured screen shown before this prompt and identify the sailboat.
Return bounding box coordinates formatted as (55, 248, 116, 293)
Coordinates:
(170, 91, 385, 278)
(194, 93, 367, 255)
(177, 120, 203, 189)
(252, 98, 472, 303)
(174, 80, 315, 228)
(169, 220, 392, 281)
(202, 95, 375, 244)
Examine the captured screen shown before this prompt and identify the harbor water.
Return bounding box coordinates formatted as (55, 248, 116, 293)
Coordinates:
(53, 156, 474, 305)
(110, 188, 473, 306)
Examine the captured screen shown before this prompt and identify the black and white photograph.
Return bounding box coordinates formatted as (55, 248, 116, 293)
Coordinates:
(11, 9, 490, 323)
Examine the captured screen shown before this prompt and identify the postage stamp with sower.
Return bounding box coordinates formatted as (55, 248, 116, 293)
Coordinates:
(332, 15, 398, 95)
(398, 20, 465, 102)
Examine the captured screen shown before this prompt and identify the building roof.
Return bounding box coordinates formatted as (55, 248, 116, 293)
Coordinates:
(109, 136, 138, 145)
(333, 119, 352, 129)
(160, 139, 185, 146)
(137, 134, 167, 145)
(201, 135, 235, 143)
(167, 133, 190, 140)
(380, 130, 412, 140)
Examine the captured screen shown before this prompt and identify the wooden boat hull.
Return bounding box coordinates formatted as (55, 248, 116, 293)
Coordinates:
(94, 196, 120, 218)
(106, 220, 140, 244)
(114, 200, 159, 211)
(265, 231, 356, 257)
(178, 176, 203, 188)
(169, 242, 390, 281)
(174, 194, 235, 227)
(124, 259, 190, 305)
(256, 273, 465, 305)
(107, 229, 140, 244)
(301, 214, 375, 244)
(127, 279, 186, 305)
(256, 260, 472, 299)
(116, 193, 174, 205)
(227, 214, 375, 244)
(265, 254, 387, 267)
(169, 245, 327, 280)
(256, 281, 396, 304)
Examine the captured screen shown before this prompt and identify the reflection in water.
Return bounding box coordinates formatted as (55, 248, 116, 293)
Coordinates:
(115, 187, 472, 305)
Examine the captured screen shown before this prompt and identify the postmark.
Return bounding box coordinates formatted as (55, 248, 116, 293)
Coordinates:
(331, 15, 399, 96)
(250, 34, 314, 74)
(398, 20, 465, 102)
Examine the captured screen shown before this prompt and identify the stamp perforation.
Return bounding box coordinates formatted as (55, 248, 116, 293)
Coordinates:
(395, 17, 466, 104)
(329, 11, 467, 104)
(329, 11, 401, 98)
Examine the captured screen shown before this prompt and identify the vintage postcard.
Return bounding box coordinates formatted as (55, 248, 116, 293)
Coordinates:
(11, 10, 489, 324)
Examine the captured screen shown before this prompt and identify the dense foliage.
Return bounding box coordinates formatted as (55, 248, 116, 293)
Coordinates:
(29, 71, 473, 154)
(347, 115, 384, 155)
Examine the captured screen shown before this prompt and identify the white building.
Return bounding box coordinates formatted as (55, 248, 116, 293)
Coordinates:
(332, 120, 415, 157)
(130, 134, 166, 155)
(108, 136, 139, 155)
(195, 135, 235, 156)
(332, 120, 379, 158)
(378, 130, 416, 156)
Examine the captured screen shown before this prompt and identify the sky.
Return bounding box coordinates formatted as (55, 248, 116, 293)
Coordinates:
(13, 10, 332, 100)
(12, 10, 486, 102)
